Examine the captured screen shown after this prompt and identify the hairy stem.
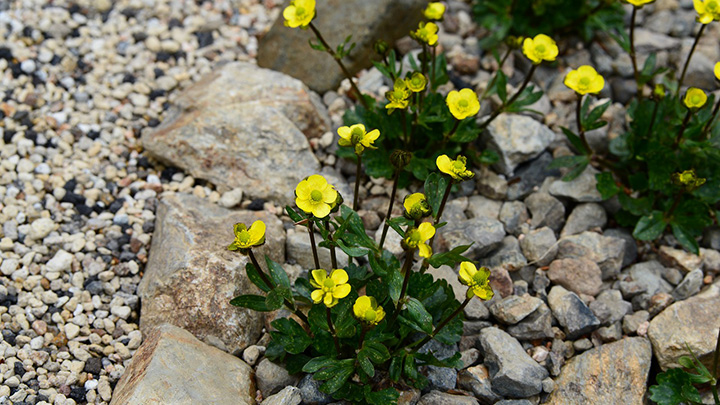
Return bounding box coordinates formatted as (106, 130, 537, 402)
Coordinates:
(677, 23, 707, 98)
(308, 220, 321, 270)
(379, 170, 400, 250)
(354, 154, 362, 211)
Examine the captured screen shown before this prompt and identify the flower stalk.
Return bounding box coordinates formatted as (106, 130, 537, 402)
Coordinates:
(387, 247, 417, 327)
(702, 98, 720, 138)
(327, 307, 341, 354)
(248, 250, 309, 325)
(676, 24, 707, 97)
(354, 154, 362, 211)
(629, 6, 643, 99)
(379, 169, 400, 250)
(479, 63, 538, 131)
(308, 220, 321, 269)
(575, 94, 592, 155)
(410, 295, 472, 352)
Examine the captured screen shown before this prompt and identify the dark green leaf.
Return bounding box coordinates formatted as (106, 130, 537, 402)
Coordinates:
(633, 211, 666, 241)
(284, 354, 310, 375)
(585, 100, 611, 127)
(560, 127, 590, 155)
(405, 297, 433, 334)
(427, 244, 473, 268)
(336, 239, 371, 257)
(265, 256, 291, 288)
(596, 172, 620, 200)
(388, 268, 403, 304)
(477, 149, 499, 165)
(357, 350, 375, 377)
(293, 277, 313, 301)
(230, 294, 271, 311)
(285, 205, 305, 223)
(671, 223, 699, 255)
(270, 318, 312, 354)
(246, 263, 272, 293)
(548, 154, 588, 170)
(496, 70, 507, 103)
(303, 356, 336, 373)
(318, 360, 355, 394)
(389, 355, 403, 382)
(424, 172, 450, 217)
(363, 340, 391, 363)
(649, 368, 703, 405)
(562, 159, 589, 182)
(265, 288, 285, 310)
(415, 351, 463, 369)
(364, 387, 400, 405)
(387, 217, 413, 238)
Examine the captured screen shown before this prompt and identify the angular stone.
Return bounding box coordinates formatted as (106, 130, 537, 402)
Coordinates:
(547, 258, 603, 297)
(476, 166, 508, 200)
(499, 201, 529, 236)
(256, 358, 299, 398)
(604, 228, 638, 268)
(480, 327, 548, 397)
(659, 245, 702, 272)
(560, 203, 607, 237)
(506, 152, 561, 201)
(437, 217, 505, 260)
(507, 303, 554, 340)
(618, 261, 674, 310)
(622, 310, 649, 335)
(483, 114, 555, 176)
(466, 195, 502, 220)
(672, 268, 703, 301)
(142, 62, 329, 205)
(489, 295, 543, 325)
(489, 266, 514, 299)
(427, 265, 467, 303)
(524, 192, 565, 233)
(110, 324, 255, 404)
(297, 374, 334, 405)
(479, 236, 527, 271)
(589, 290, 632, 325)
(257, 0, 425, 93)
(520, 227, 557, 267)
(547, 338, 652, 404)
(458, 365, 502, 404)
(262, 386, 302, 405)
(418, 390, 479, 405)
(648, 280, 720, 370)
(548, 286, 601, 339)
(549, 165, 603, 202)
(138, 194, 283, 353)
(557, 231, 625, 280)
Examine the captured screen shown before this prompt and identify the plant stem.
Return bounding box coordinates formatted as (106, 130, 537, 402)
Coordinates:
(431, 45, 437, 90)
(421, 43, 428, 77)
(308, 220, 321, 269)
(480, 47, 513, 102)
(323, 219, 338, 270)
(646, 99, 660, 138)
(357, 326, 368, 350)
(665, 190, 685, 220)
(435, 180, 453, 226)
(676, 23, 707, 98)
(411, 295, 472, 352)
(401, 109, 410, 147)
(308, 22, 369, 109)
(379, 169, 400, 250)
(702, 97, 720, 138)
(327, 306, 341, 354)
(387, 247, 417, 326)
(354, 154, 362, 211)
(575, 93, 593, 155)
(479, 63, 538, 131)
(674, 110, 693, 148)
(248, 250, 309, 325)
(629, 6, 642, 99)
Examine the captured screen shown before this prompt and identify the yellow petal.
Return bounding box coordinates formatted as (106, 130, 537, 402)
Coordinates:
(330, 269, 348, 285)
(474, 285, 494, 300)
(321, 186, 338, 204)
(436, 154, 453, 174)
(296, 197, 315, 214)
(324, 293, 335, 307)
(233, 222, 246, 235)
(715, 62, 720, 81)
(306, 174, 327, 190)
(363, 129, 380, 145)
(312, 203, 331, 219)
(248, 220, 266, 244)
(418, 243, 432, 258)
(311, 269, 327, 287)
(694, 0, 705, 13)
(375, 306, 385, 323)
(295, 180, 311, 200)
(354, 296, 370, 318)
(333, 283, 351, 298)
(337, 126, 352, 141)
(459, 262, 475, 285)
(311, 289, 324, 303)
(588, 75, 605, 94)
(418, 222, 436, 241)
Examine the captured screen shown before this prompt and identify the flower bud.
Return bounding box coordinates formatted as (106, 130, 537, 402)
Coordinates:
(390, 150, 412, 169)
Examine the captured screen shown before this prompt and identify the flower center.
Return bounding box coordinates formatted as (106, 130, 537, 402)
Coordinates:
(323, 279, 335, 290)
(351, 127, 364, 144)
(407, 231, 421, 247)
(579, 77, 590, 87)
(708, 1, 717, 10)
(364, 309, 376, 321)
(458, 99, 468, 108)
(535, 44, 546, 55)
(296, 7, 305, 16)
(310, 190, 324, 202)
(237, 230, 251, 244)
(452, 161, 464, 171)
(691, 95, 701, 105)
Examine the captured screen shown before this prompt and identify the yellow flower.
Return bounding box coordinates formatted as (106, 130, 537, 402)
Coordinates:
(694, 0, 720, 23)
(353, 296, 385, 325)
(403, 193, 432, 220)
(283, 0, 315, 28)
(564, 65, 605, 95)
(228, 220, 266, 252)
(412, 22, 439, 46)
(385, 78, 411, 110)
(436, 154, 475, 182)
(446, 88, 480, 120)
(672, 169, 706, 191)
(522, 34, 558, 64)
(715, 61, 720, 81)
(403, 222, 435, 258)
(458, 262, 494, 300)
(310, 269, 352, 308)
(424, 2, 446, 20)
(625, 0, 655, 6)
(684, 87, 707, 109)
(295, 175, 338, 218)
(406, 72, 427, 93)
(337, 124, 380, 155)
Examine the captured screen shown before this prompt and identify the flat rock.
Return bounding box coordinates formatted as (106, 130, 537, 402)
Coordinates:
(560, 203, 607, 237)
(548, 286, 600, 339)
(437, 217, 506, 260)
(506, 152, 561, 200)
(546, 337, 652, 404)
(489, 294, 543, 325)
(499, 201, 529, 236)
(549, 166, 603, 202)
(479, 236, 527, 271)
(648, 280, 720, 370)
(520, 227, 557, 267)
(557, 231, 625, 280)
(480, 327, 549, 397)
(466, 195, 502, 220)
(257, 0, 426, 93)
(659, 245, 702, 272)
(506, 303, 554, 340)
(458, 365, 502, 404)
(418, 390, 479, 405)
(110, 324, 255, 404)
(524, 192, 565, 233)
(547, 258, 603, 297)
(142, 62, 329, 205)
(138, 194, 283, 353)
(483, 114, 555, 176)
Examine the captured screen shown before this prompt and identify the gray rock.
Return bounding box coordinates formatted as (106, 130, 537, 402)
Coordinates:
(672, 268, 704, 301)
(589, 290, 632, 325)
(426, 365, 457, 392)
(286, 230, 349, 270)
(499, 201, 529, 236)
(560, 203, 607, 237)
(547, 258, 603, 297)
(595, 322, 622, 342)
(138, 194, 281, 353)
(479, 327, 549, 397)
(520, 227, 557, 266)
(547, 338, 652, 404)
(704, 227, 720, 250)
(466, 195, 502, 220)
(549, 166, 603, 202)
(496, 401, 533, 405)
(524, 192, 565, 232)
(437, 217, 505, 260)
(548, 286, 601, 339)
(490, 294, 543, 325)
(507, 152, 562, 201)
(659, 245, 703, 273)
(476, 166, 508, 200)
(262, 386, 302, 405)
(483, 114, 555, 176)
(142, 62, 330, 205)
(257, 0, 426, 93)
(110, 324, 255, 404)
(256, 358, 299, 398)
(618, 261, 674, 309)
(622, 310, 649, 335)
(479, 236, 527, 271)
(417, 390, 479, 405)
(297, 374, 334, 405)
(442, 197, 469, 223)
(702, 248, 720, 273)
(457, 365, 502, 404)
(506, 302, 554, 341)
(557, 231, 625, 280)
(604, 228, 637, 267)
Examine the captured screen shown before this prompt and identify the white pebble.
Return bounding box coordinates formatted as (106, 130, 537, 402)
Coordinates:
(46, 250, 74, 273)
(20, 59, 36, 73)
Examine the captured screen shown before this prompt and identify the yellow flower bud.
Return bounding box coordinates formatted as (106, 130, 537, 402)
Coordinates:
(458, 262, 494, 300)
(436, 154, 475, 182)
(625, 0, 655, 7)
(522, 34, 558, 65)
(310, 269, 352, 308)
(295, 175, 338, 218)
(653, 84, 666, 100)
(337, 124, 380, 155)
(283, 0, 315, 28)
(683, 87, 707, 109)
(403, 193, 432, 220)
(694, 0, 720, 24)
(353, 296, 385, 325)
(564, 65, 605, 95)
(672, 169, 706, 191)
(446, 88, 480, 120)
(505, 35, 525, 50)
(411, 22, 439, 46)
(424, 2, 446, 20)
(228, 220, 266, 253)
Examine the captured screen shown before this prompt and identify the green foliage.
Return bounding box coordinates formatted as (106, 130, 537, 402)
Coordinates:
(649, 343, 719, 405)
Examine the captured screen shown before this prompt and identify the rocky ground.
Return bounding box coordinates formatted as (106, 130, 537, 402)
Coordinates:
(1, 0, 720, 404)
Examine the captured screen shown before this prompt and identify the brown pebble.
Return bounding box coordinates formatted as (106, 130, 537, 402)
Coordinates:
(704, 275, 713, 284)
(32, 320, 48, 336)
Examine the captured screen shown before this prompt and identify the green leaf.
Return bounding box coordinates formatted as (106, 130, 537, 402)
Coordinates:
(424, 172, 450, 218)
(284, 353, 310, 375)
(285, 205, 305, 223)
(562, 159, 589, 182)
(671, 223, 699, 255)
(548, 154, 588, 170)
(427, 244, 473, 268)
(496, 70, 507, 103)
(387, 216, 413, 238)
(302, 356, 336, 373)
(405, 298, 433, 334)
(585, 100, 611, 127)
(595, 172, 620, 200)
(357, 350, 375, 377)
(416, 351, 463, 369)
(388, 268, 404, 304)
(318, 360, 355, 394)
(389, 355, 403, 382)
(649, 368, 703, 405)
(336, 238, 370, 257)
(265, 288, 285, 310)
(364, 387, 400, 405)
(363, 340, 391, 363)
(677, 356, 695, 370)
(270, 318, 312, 354)
(265, 256, 291, 288)
(560, 127, 590, 155)
(293, 277, 313, 301)
(230, 294, 271, 311)
(246, 263, 272, 293)
(633, 211, 666, 241)
(477, 149, 499, 165)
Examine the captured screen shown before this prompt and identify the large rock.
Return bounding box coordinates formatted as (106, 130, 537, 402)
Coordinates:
(547, 258, 603, 297)
(547, 338, 652, 404)
(548, 166, 603, 202)
(648, 280, 720, 370)
(138, 193, 284, 354)
(548, 286, 600, 339)
(436, 217, 506, 260)
(458, 365, 503, 404)
(110, 324, 255, 404)
(506, 303, 554, 340)
(479, 327, 549, 397)
(142, 62, 329, 205)
(257, 0, 426, 93)
(483, 114, 555, 176)
(557, 231, 625, 280)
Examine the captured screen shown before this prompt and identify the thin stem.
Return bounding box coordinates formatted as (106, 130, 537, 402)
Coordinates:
(401, 109, 410, 147)
(248, 250, 309, 325)
(674, 110, 693, 148)
(308, 22, 369, 109)
(480, 47, 513, 102)
(421, 43, 428, 77)
(479, 64, 538, 131)
(646, 99, 660, 138)
(665, 190, 685, 220)
(411, 295, 472, 352)
(702, 97, 720, 138)
(629, 6, 642, 99)
(308, 220, 321, 269)
(431, 45, 437, 90)
(379, 170, 400, 250)
(677, 23, 707, 98)
(435, 180, 453, 226)
(353, 154, 362, 211)
(357, 326, 368, 350)
(386, 247, 417, 326)
(324, 219, 338, 270)
(443, 119, 461, 145)
(327, 307, 341, 354)
(576, 93, 592, 155)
